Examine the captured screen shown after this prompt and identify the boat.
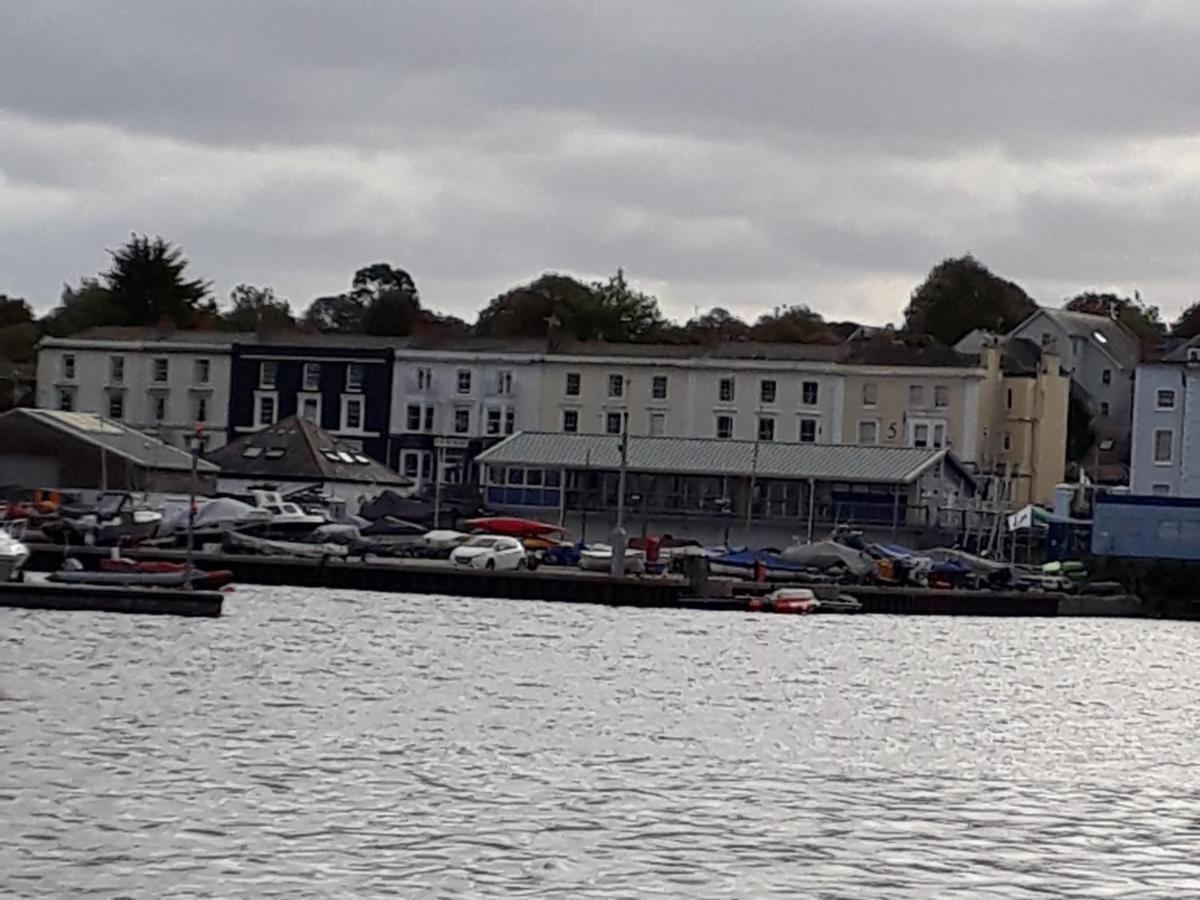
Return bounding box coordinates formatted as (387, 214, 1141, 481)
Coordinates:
(578, 545, 646, 574)
(778, 540, 875, 577)
(155, 496, 272, 546)
(48, 558, 233, 590)
(707, 548, 817, 581)
(223, 530, 348, 559)
(248, 490, 328, 536)
(0, 521, 30, 582)
(749, 587, 819, 614)
(41, 492, 163, 546)
(462, 517, 567, 538)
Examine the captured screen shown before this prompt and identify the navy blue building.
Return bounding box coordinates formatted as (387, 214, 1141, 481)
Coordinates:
(228, 338, 394, 465)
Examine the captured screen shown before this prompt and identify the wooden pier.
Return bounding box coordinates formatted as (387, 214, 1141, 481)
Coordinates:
(0, 580, 223, 617)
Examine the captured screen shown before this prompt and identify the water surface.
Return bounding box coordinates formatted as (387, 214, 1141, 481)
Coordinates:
(3, 587, 1199, 897)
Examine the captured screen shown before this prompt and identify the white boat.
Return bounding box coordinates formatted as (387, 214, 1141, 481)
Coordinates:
(578, 545, 646, 574)
(0, 520, 30, 582)
(43, 492, 163, 546)
(249, 490, 328, 536)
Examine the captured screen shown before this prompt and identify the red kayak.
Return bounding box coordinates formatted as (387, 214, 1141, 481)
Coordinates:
(462, 517, 567, 538)
(99, 557, 235, 589)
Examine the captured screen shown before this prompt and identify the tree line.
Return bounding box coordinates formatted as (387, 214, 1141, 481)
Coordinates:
(5, 234, 1200, 411)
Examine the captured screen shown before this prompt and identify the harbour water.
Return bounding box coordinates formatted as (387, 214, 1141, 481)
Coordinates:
(3, 587, 1200, 898)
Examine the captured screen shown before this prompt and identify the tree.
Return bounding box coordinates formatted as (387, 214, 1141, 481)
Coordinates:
(1171, 301, 1200, 340)
(576, 268, 669, 342)
(302, 294, 368, 333)
(1064, 291, 1164, 339)
(221, 284, 295, 332)
(362, 288, 422, 336)
(101, 234, 214, 327)
(748, 305, 838, 343)
(0, 295, 33, 328)
(903, 255, 1037, 347)
(351, 263, 418, 304)
(41, 279, 117, 337)
(681, 307, 750, 344)
(475, 273, 595, 338)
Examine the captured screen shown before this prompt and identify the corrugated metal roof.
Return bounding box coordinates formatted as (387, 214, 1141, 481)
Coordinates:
(11, 409, 217, 472)
(476, 432, 970, 485)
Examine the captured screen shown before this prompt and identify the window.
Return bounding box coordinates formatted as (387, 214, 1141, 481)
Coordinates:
(347, 364, 365, 392)
(342, 397, 364, 430)
(799, 418, 816, 443)
(719, 377, 735, 403)
(909, 384, 924, 407)
(1100, 402, 1110, 416)
(1152, 483, 1171, 496)
(486, 407, 502, 435)
(424, 406, 435, 432)
(107, 391, 124, 419)
(716, 415, 734, 439)
(257, 394, 276, 426)
(457, 369, 472, 394)
(402, 453, 420, 478)
(1157, 389, 1176, 410)
(565, 372, 581, 396)
(1154, 429, 1173, 464)
(563, 410, 579, 433)
(406, 404, 422, 431)
(801, 381, 818, 405)
(109, 356, 124, 384)
(608, 374, 624, 398)
(649, 412, 666, 436)
(454, 408, 470, 434)
(1041, 331, 1052, 347)
(652, 375, 668, 400)
(606, 412, 623, 434)
(934, 385, 948, 408)
(504, 409, 515, 435)
(260, 361, 277, 388)
(153, 357, 169, 384)
(757, 417, 775, 442)
(194, 395, 209, 423)
(416, 367, 432, 390)
(496, 370, 513, 395)
(760, 380, 777, 404)
(862, 383, 877, 407)
(62, 354, 75, 380)
(858, 421, 877, 445)
(1002, 432, 1012, 452)
(194, 358, 211, 385)
(1102, 369, 1112, 386)
(300, 396, 319, 424)
(932, 424, 945, 449)
(913, 423, 929, 448)
(302, 363, 320, 391)
(57, 388, 74, 411)
(1006, 388, 1013, 410)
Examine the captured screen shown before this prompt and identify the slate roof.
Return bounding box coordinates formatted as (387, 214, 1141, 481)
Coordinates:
(1022, 308, 1140, 367)
(4, 409, 216, 472)
(476, 432, 973, 485)
(206, 415, 412, 486)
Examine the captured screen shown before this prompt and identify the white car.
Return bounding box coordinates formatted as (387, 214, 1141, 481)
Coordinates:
(449, 535, 528, 571)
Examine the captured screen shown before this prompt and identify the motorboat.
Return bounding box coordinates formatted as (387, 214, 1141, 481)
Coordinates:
(707, 548, 818, 581)
(156, 496, 272, 546)
(578, 544, 646, 574)
(778, 540, 875, 578)
(0, 520, 30, 582)
(248, 490, 328, 536)
(41, 492, 163, 546)
(48, 557, 233, 590)
(223, 530, 348, 559)
(749, 587, 819, 614)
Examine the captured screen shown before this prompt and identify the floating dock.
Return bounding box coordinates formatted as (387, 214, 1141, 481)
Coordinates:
(0, 580, 223, 617)
(23, 544, 1146, 617)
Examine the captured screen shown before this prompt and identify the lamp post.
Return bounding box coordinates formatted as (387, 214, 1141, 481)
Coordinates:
(610, 384, 631, 577)
(185, 425, 205, 589)
(744, 408, 762, 545)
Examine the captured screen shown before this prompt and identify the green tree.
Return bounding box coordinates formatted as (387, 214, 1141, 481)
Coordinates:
(475, 273, 595, 338)
(101, 234, 214, 326)
(0, 295, 33, 328)
(682, 307, 750, 344)
(1170, 301, 1200, 339)
(362, 288, 422, 335)
(302, 293, 368, 333)
(903, 255, 1037, 346)
(748, 305, 837, 343)
(41, 279, 117, 337)
(351, 263, 419, 304)
(221, 284, 295, 332)
(1064, 291, 1164, 339)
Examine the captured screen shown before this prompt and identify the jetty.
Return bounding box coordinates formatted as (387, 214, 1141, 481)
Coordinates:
(0, 580, 223, 618)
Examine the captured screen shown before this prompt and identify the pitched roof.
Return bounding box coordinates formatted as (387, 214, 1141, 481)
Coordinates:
(206, 415, 412, 486)
(1018, 308, 1140, 367)
(3, 409, 216, 472)
(476, 432, 973, 485)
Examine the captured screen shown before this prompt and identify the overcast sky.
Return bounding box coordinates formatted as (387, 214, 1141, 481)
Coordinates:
(3, 1, 1200, 326)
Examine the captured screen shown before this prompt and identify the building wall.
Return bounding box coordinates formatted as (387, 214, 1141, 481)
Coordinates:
(839, 369, 981, 460)
(228, 344, 393, 464)
(1092, 494, 1200, 560)
(37, 339, 233, 450)
(1129, 364, 1187, 495)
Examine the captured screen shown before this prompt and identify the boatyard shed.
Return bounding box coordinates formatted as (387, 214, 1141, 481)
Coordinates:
(0, 408, 217, 493)
(475, 432, 976, 532)
(207, 415, 415, 506)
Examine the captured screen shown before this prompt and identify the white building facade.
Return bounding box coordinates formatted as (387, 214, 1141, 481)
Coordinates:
(36, 331, 236, 450)
(1130, 354, 1200, 496)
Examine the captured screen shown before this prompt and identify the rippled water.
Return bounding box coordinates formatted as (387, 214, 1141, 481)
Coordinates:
(3, 588, 1200, 897)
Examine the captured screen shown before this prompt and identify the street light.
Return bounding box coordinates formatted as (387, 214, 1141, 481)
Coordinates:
(610, 379, 631, 577)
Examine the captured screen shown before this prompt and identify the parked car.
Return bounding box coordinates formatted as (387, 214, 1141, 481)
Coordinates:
(449, 535, 527, 571)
